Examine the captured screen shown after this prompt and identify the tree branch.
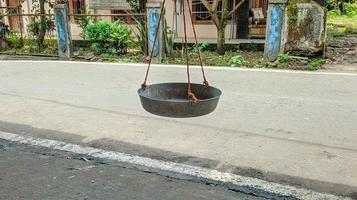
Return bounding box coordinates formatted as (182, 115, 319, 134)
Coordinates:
(211, 12, 220, 27)
(220, 0, 227, 24)
(211, 0, 219, 12)
(199, 0, 212, 11)
(225, 0, 246, 18)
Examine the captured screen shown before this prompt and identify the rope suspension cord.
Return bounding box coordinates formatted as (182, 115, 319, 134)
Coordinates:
(182, 0, 198, 102)
(186, 0, 209, 86)
(142, 0, 167, 89)
(142, 0, 208, 103)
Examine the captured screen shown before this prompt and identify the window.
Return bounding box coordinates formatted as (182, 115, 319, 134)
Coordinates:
(111, 0, 146, 24)
(72, 0, 86, 14)
(192, 0, 234, 24)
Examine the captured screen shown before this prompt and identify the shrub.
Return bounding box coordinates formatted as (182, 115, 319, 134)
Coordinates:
(277, 53, 292, 63)
(7, 32, 22, 48)
(344, 3, 357, 17)
(307, 58, 325, 71)
(328, 9, 341, 19)
(84, 21, 132, 55)
(22, 38, 38, 53)
(277, 62, 289, 69)
(229, 55, 249, 67)
(75, 13, 98, 39)
(190, 42, 209, 53)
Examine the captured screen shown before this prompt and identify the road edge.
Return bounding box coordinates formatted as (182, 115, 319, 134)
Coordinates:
(0, 131, 352, 200)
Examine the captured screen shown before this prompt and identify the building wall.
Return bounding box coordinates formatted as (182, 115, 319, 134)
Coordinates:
(2, 0, 236, 41)
(165, 0, 236, 40)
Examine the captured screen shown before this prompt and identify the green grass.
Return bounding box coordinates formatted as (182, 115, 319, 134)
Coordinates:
(328, 16, 357, 28)
(327, 7, 357, 36)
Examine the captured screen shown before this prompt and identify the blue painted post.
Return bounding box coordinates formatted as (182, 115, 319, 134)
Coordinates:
(54, 4, 73, 59)
(264, 0, 288, 61)
(146, 1, 164, 62)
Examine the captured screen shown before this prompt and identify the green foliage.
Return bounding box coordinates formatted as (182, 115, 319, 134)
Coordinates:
(7, 32, 22, 48)
(328, 9, 342, 18)
(239, 43, 264, 51)
(190, 42, 209, 54)
(307, 58, 325, 71)
(328, 3, 357, 18)
(44, 39, 57, 47)
(277, 53, 293, 63)
(137, 21, 148, 55)
(344, 3, 357, 17)
(287, 0, 299, 23)
(75, 12, 98, 39)
(22, 38, 38, 53)
(277, 53, 293, 69)
(27, 0, 55, 50)
(163, 20, 175, 56)
(229, 55, 249, 67)
(27, 16, 55, 37)
(84, 21, 132, 55)
(277, 62, 289, 69)
(254, 60, 272, 68)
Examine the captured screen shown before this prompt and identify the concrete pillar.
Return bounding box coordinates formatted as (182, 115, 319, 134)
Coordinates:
(146, 0, 164, 62)
(54, 4, 73, 59)
(264, 0, 288, 61)
(265, 0, 327, 61)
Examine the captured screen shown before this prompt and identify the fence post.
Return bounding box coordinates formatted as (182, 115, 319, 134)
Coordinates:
(146, 0, 164, 62)
(54, 4, 73, 59)
(264, 0, 288, 61)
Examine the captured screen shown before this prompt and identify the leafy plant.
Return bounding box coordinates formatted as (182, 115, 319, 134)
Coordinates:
(75, 12, 98, 39)
(229, 55, 249, 67)
(22, 37, 38, 53)
(190, 42, 209, 54)
(163, 20, 175, 56)
(84, 21, 132, 55)
(344, 3, 357, 17)
(27, 16, 55, 49)
(7, 32, 22, 48)
(307, 58, 325, 71)
(277, 62, 289, 69)
(137, 21, 148, 55)
(328, 9, 342, 18)
(277, 53, 293, 63)
(27, 0, 55, 51)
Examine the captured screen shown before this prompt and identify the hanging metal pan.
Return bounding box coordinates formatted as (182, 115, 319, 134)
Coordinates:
(138, 82, 222, 118)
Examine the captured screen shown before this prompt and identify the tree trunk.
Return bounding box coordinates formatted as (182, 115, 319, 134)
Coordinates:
(38, 0, 46, 51)
(217, 24, 225, 55)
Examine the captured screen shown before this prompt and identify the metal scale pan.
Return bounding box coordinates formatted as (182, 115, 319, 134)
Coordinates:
(138, 0, 221, 117)
(138, 83, 222, 118)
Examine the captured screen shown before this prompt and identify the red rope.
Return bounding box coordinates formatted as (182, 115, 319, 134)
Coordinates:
(142, 0, 207, 103)
(182, 0, 198, 102)
(142, 0, 166, 89)
(186, 0, 209, 86)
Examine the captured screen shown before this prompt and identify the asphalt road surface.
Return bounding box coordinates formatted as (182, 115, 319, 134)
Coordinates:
(0, 141, 263, 200)
(0, 61, 356, 198)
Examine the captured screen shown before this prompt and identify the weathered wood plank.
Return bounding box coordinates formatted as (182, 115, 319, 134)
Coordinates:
(88, 0, 136, 10)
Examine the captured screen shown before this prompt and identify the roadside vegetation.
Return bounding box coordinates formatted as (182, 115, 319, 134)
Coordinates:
(327, 0, 357, 36)
(2, 0, 356, 70)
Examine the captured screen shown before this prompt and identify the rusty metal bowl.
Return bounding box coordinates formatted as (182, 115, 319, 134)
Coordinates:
(138, 82, 222, 118)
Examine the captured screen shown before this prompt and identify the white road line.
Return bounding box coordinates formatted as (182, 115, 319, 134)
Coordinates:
(2, 60, 357, 76)
(0, 131, 350, 200)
